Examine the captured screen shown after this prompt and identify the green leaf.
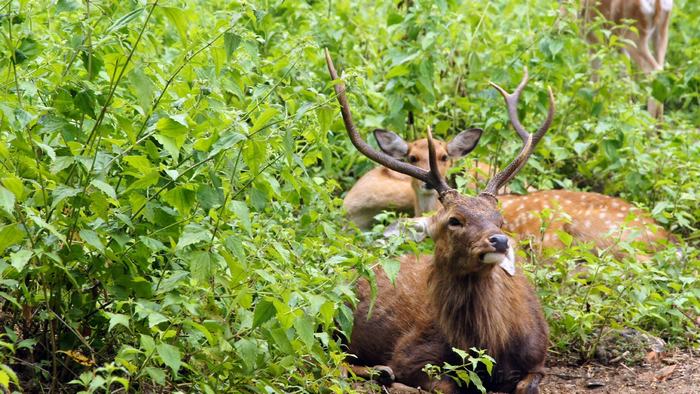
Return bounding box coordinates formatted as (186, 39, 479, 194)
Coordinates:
(189, 251, 213, 284)
(156, 343, 181, 374)
(144, 367, 166, 385)
(140, 334, 156, 353)
(294, 315, 315, 348)
(223, 32, 241, 60)
(10, 249, 32, 272)
(51, 185, 81, 209)
(234, 338, 257, 371)
(90, 179, 117, 200)
(162, 186, 196, 216)
(2, 176, 24, 201)
(175, 223, 212, 250)
(0, 186, 15, 214)
(161, 7, 189, 41)
(269, 327, 294, 354)
(79, 229, 105, 252)
(381, 258, 401, 284)
(252, 299, 275, 328)
(0, 224, 24, 252)
(105, 8, 144, 34)
(106, 313, 130, 332)
(230, 200, 251, 235)
(250, 107, 279, 134)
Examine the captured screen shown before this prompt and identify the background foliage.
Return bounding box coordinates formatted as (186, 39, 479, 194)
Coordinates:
(0, 0, 697, 392)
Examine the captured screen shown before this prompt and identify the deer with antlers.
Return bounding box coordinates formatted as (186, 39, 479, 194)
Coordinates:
(326, 49, 553, 393)
(574, 0, 673, 119)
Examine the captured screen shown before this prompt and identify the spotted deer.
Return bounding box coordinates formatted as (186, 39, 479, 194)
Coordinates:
(575, 0, 673, 118)
(327, 49, 552, 393)
(343, 129, 490, 230)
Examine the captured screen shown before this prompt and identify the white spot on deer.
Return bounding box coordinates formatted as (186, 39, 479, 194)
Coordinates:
(598, 212, 607, 220)
(553, 194, 561, 200)
(517, 204, 525, 211)
(616, 212, 625, 218)
(611, 201, 619, 208)
(544, 234, 551, 243)
(584, 220, 591, 228)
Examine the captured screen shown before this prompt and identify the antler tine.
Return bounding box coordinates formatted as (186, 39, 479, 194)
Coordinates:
(324, 48, 452, 196)
(426, 127, 452, 196)
(489, 68, 530, 143)
(482, 69, 556, 196)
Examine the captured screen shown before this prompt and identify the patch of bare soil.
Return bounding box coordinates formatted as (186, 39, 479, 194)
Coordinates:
(541, 351, 700, 394)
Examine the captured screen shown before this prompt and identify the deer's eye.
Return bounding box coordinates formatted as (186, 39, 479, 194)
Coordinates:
(440, 154, 449, 162)
(408, 155, 418, 163)
(447, 217, 462, 227)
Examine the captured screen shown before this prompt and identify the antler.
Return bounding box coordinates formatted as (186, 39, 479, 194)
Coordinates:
(324, 48, 453, 197)
(481, 69, 555, 197)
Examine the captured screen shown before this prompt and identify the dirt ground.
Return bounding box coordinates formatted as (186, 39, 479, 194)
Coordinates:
(541, 351, 700, 394)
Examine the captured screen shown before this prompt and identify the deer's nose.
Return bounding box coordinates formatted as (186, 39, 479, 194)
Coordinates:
(488, 234, 509, 253)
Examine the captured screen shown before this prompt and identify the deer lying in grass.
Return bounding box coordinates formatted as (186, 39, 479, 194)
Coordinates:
(368, 129, 670, 257)
(327, 49, 552, 393)
(343, 128, 489, 230)
(574, 0, 673, 119)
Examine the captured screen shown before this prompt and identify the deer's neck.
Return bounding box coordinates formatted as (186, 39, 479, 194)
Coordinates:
(427, 263, 523, 357)
(413, 189, 439, 216)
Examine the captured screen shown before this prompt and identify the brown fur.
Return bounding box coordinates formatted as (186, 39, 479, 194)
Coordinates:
(349, 192, 549, 393)
(499, 190, 671, 257)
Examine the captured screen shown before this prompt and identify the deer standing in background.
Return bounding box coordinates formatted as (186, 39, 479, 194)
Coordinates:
(327, 49, 552, 393)
(343, 128, 489, 230)
(576, 0, 673, 119)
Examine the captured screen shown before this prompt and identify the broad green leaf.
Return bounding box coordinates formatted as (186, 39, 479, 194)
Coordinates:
(0, 224, 24, 252)
(0, 186, 15, 214)
(156, 343, 181, 374)
(144, 367, 166, 385)
(252, 299, 275, 328)
(140, 335, 156, 353)
(250, 107, 279, 134)
(294, 315, 315, 348)
(234, 338, 257, 371)
(229, 200, 251, 235)
(161, 7, 188, 41)
(162, 186, 196, 216)
(51, 185, 81, 209)
(1, 176, 24, 201)
(189, 251, 212, 284)
(381, 258, 401, 284)
(269, 327, 294, 354)
(106, 313, 130, 332)
(79, 229, 105, 252)
(224, 32, 241, 60)
(175, 224, 212, 250)
(90, 179, 117, 200)
(10, 249, 32, 272)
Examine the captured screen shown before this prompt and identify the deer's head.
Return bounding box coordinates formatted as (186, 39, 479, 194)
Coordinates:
(325, 49, 555, 277)
(374, 128, 482, 211)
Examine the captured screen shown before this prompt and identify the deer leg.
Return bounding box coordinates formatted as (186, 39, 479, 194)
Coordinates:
(515, 372, 544, 394)
(648, 12, 671, 120)
(344, 364, 395, 386)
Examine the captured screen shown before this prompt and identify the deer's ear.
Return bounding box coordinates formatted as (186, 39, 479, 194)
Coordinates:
(447, 128, 483, 158)
(374, 129, 409, 158)
(383, 217, 432, 242)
